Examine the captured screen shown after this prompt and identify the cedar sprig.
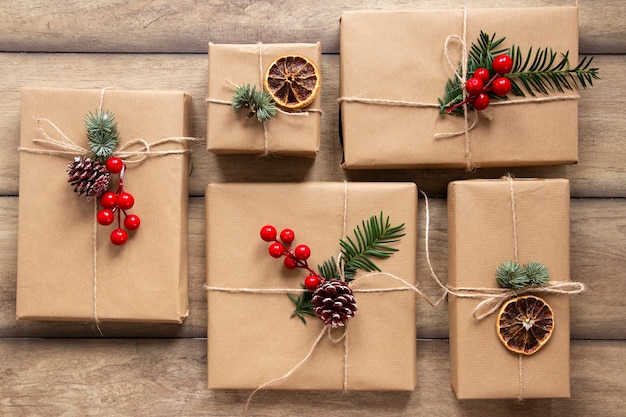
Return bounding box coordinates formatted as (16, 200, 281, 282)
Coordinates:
(439, 31, 599, 115)
(85, 110, 119, 162)
(232, 83, 277, 122)
(289, 212, 405, 323)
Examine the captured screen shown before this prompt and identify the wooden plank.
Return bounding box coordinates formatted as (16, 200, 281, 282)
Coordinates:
(2, 196, 624, 339)
(0, 338, 623, 416)
(1, 53, 623, 198)
(0, 1, 623, 54)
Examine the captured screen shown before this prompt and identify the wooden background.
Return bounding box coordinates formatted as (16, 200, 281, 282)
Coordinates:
(1, 0, 624, 415)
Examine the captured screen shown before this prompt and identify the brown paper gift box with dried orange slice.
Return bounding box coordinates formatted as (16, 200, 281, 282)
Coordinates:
(17, 87, 191, 323)
(340, 7, 579, 169)
(206, 182, 417, 390)
(447, 178, 573, 399)
(207, 43, 322, 157)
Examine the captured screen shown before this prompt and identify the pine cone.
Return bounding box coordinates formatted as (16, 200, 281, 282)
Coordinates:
(66, 156, 111, 200)
(311, 279, 357, 328)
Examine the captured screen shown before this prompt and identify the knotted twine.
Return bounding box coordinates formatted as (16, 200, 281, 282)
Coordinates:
(205, 42, 322, 156)
(205, 182, 446, 410)
(18, 88, 200, 335)
(337, 7, 579, 171)
(423, 175, 585, 400)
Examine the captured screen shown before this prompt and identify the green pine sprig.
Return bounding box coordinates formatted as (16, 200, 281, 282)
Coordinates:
(439, 31, 599, 116)
(232, 84, 277, 122)
(496, 260, 550, 290)
(85, 110, 119, 162)
(337, 212, 406, 281)
(287, 287, 316, 324)
(289, 212, 405, 323)
(507, 47, 599, 97)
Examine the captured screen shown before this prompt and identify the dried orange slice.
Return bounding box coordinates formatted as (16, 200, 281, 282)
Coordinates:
(264, 55, 321, 110)
(497, 295, 554, 355)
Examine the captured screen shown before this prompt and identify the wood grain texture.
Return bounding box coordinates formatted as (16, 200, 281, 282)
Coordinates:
(0, 339, 624, 417)
(1, 53, 624, 198)
(1, 1, 624, 415)
(0, 0, 624, 54)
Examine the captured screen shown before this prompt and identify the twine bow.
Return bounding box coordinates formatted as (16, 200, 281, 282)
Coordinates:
(338, 7, 580, 171)
(18, 88, 199, 335)
(205, 42, 322, 156)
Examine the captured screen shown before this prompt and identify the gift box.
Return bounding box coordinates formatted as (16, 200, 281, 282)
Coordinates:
(447, 178, 572, 399)
(207, 42, 322, 157)
(340, 6, 579, 169)
(17, 87, 191, 323)
(206, 182, 417, 390)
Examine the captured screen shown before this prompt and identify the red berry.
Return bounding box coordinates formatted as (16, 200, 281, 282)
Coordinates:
(283, 256, 297, 269)
(473, 67, 490, 83)
(304, 275, 322, 291)
(117, 192, 134, 210)
(260, 225, 277, 242)
(100, 191, 118, 209)
(465, 77, 484, 96)
(97, 209, 115, 226)
(492, 77, 512, 96)
(110, 228, 128, 245)
(294, 244, 311, 260)
(472, 93, 490, 111)
(124, 214, 141, 230)
(279, 228, 295, 244)
(492, 55, 513, 74)
(268, 242, 285, 258)
(105, 157, 124, 174)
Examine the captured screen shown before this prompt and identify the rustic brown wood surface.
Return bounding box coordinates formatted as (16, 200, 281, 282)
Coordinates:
(1, 1, 624, 416)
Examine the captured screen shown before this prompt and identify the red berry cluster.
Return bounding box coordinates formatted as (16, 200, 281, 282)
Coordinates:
(447, 54, 513, 113)
(260, 225, 325, 290)
(97, 157, 140, 245)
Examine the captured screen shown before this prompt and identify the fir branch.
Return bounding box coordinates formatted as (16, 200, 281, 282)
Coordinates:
(439, 31, 600, 115)
(232, 84, 277, 122)
(507, 47, 599, 97)
(288, 287, 315, 324)
(287, 212, 405, 324)
(338, 212, 405, 281)
(85, 110, 119, 162)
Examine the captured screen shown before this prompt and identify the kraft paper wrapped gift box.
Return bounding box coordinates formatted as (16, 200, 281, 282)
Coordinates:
(207, 42, 322, 157)
(206, 182, 417, 390)
(17, 87, 191, 323)
(340, 7, 579, 169)
(447, 178, 573, 399)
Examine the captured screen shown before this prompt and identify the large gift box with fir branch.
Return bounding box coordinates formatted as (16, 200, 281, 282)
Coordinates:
(447, 178, 580, 399)
(339, 6, 585, 169)
(206, 182, 418, 390)
(17, 87, 191, 323)
(207, 42, 322, 157)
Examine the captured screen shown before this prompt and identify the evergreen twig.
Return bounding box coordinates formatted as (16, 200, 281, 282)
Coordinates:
(85, 110, 119, 162)
(439, 31, 599, 116)
(289, 213, 405, 323)
(232, 84, 277, 122)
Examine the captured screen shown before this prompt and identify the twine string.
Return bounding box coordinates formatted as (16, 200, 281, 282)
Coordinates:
(207, 181, 433, 408)
(429, 176, 585, 400)
(205, 42, 322, 156)
(19, 88, 198, 333)
(337, 7, 578, 171)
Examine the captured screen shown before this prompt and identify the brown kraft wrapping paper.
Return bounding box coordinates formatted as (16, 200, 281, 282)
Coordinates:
(447, 178, 571, 399)
(206, 182, 417, 390)
(340, 7, 579, 169)
(207, 43, 322, 157)
(17, 87, 191, 323)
